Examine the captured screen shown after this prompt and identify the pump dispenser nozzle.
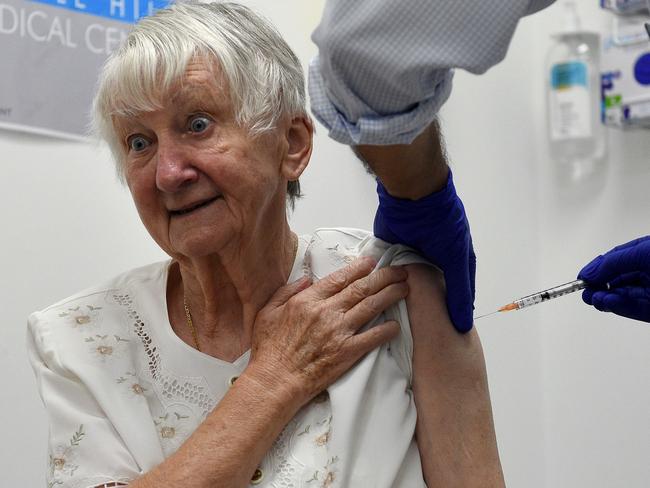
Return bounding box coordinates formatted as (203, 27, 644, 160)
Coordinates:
(562, 0, 581, 34)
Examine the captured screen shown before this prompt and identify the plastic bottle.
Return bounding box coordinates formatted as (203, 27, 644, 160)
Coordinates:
(546, 0, 605, 180)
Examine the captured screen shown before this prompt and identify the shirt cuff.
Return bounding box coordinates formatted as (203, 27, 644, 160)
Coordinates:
(308, 55, 454, 146)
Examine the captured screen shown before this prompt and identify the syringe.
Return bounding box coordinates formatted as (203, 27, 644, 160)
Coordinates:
(475, 279, 591, 320)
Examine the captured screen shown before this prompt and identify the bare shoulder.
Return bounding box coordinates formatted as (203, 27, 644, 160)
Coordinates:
(404, 263, 483, 365)
(403, 263, 445, 317)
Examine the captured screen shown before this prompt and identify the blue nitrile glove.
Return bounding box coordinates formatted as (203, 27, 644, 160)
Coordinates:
(374, 171, 476, 333)
(578, 236, 650, 323)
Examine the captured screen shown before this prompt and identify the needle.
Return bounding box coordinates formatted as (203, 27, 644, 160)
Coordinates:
(474, 279, 590, 321)
(473, 310, 501, 320)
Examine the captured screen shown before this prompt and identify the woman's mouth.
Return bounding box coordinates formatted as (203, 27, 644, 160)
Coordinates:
(170, 196, 221, 217)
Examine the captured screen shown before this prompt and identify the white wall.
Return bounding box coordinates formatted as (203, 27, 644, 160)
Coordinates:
(446, 3, 650, 485)
(2, 1, 648, 487)
(530, 3, 650, 487)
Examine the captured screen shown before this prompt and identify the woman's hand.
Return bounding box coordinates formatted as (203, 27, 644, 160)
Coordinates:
(248, 256, 409, 403)
(126, 259, 407, 488)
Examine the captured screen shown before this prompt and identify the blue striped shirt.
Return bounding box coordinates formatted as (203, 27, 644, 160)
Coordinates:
(310, 0, 556, 145)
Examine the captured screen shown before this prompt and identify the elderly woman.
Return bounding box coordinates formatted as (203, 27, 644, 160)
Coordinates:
(28, 2, 503, 487)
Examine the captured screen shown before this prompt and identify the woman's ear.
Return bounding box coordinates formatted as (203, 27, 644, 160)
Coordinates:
(280, 115, 313, 181)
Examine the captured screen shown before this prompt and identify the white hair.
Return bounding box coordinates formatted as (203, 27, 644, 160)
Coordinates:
(92, 1, 307, 200)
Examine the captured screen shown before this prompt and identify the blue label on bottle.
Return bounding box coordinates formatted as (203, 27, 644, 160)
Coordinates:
(551, 62, 588, 90)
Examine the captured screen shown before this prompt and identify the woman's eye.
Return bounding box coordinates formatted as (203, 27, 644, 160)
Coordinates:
(128, 136, 150, 152)
(189, 116, 211, 133)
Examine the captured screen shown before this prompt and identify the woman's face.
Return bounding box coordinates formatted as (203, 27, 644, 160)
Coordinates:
(115, 59, 298, 260)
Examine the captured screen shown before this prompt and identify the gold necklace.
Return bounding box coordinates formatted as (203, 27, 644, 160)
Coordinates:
(183, 296, 201, 352)
(181, 232, 299, 353)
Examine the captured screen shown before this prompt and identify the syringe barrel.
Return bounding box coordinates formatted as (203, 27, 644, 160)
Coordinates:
(545, 280, 586, 299)
(515, 294, 544, 309)
(514, 280, 586, 309)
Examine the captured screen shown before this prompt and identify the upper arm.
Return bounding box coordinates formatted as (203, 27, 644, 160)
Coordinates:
(27, 314, 142, 488)
(403, 264, 505, 488)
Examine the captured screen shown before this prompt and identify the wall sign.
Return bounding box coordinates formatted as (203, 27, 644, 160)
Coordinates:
(0, 0, 169, 139)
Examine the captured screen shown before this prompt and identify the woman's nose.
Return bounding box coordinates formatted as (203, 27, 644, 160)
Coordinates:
(155, 141, 198, 193)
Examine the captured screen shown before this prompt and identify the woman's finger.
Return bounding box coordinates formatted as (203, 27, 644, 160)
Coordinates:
(305, 257, 377, 300)
(265, 276, 312, 308)
(345, 320, 401, 358)
(343, 281, 409, 329)
(334, 265, 408, 312)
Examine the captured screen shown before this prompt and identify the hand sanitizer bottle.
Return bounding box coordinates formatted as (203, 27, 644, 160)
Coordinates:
(546, 0, 606, 180)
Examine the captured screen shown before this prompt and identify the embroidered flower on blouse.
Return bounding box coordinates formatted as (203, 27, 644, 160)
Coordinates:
(48, 425, 85, 485)
(314, 431, 330, 447)
(325, 240, 355, 266)
(322, 471, 335, 488)
(86, 334, 130, 363)
(154, 411, 192, 455)
(321, 456, 339, 488)
(59, 305, 102, 331)
(315, 416, 333, 444)
(50, 445, 78, 477)
(116, 372, 151, 399)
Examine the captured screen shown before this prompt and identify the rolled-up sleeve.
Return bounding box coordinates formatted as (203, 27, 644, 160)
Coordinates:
(310, 0, 556, 146)
(27, 312, 140, 488)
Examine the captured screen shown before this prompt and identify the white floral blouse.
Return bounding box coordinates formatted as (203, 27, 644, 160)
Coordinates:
(28, 228, 430, 488)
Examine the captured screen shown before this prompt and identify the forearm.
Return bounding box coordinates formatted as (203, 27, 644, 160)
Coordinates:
(405, 264, 504, 487)
(413, 331, 504, 487)
(128, 365, 305, 488)
(354, 121, 449, 200)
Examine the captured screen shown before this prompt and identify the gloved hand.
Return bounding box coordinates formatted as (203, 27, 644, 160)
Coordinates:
(578, 236, 650, 323)
(374, 171, 476, 333)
